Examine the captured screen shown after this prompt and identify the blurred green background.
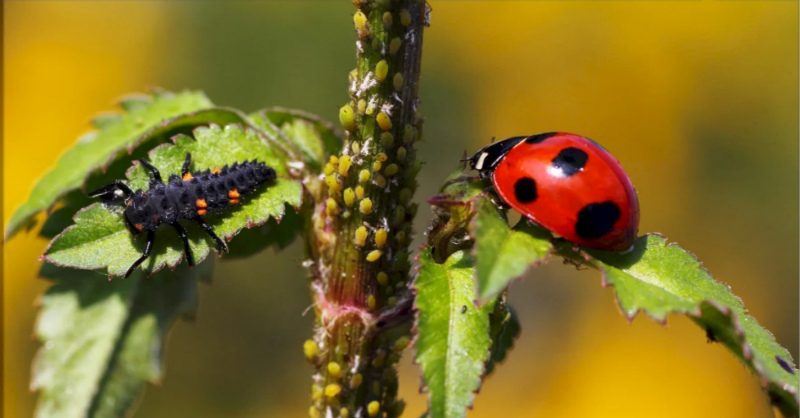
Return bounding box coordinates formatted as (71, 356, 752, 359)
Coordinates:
(4, 2, 797, 417)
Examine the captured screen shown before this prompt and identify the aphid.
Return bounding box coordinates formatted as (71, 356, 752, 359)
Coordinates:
(89, 153, 276, 277)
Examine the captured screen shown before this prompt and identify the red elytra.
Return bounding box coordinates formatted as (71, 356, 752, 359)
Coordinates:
(469, 132, 639, 251)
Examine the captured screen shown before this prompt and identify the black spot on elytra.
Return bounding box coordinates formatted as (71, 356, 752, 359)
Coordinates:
(525, 132, 557, 144)
(776, 355, 796, 374)
(551, 147, 588, 177)
(575, 201, 621, 239)
(514, 177, 538, 203)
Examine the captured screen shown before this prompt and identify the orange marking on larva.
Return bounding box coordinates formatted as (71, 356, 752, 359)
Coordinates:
(196, 199, 208, 208)
(126, 200, 133, 207)
(182, 172, 193, 181)
(228, 189, 240, 199)
(230, 199, 240, 205)
(211, 167, 221, 174)
(197, 209, 207, 216)
(134, 223, 144, 231)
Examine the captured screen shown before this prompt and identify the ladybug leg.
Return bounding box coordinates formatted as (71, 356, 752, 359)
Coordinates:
(170, 222, 194, 266)
(562, 257, 589, 271)
(195, 217, 228, 254)
(487, 192, 510, 210)
(139, 159, 163, 184)
(125, 230, 155, 278)
(181, 153, 192, 178)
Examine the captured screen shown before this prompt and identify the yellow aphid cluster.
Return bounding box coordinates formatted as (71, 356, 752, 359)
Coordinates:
(308, 4, 425, 417)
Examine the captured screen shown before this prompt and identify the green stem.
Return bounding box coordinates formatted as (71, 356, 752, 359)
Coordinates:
(304, 1, 426, 417)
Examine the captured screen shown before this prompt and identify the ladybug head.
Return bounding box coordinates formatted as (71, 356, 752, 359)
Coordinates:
(469, 135, 529, 174)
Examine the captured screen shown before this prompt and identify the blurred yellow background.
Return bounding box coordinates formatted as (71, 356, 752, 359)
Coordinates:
(4, 2, 797, 417)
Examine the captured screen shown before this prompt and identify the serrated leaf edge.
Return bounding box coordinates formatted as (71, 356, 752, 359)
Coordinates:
(464, 193, 556, 303)
(580, 233, 799, 410)
(4, 92, 226, 240)
(410, 247, 493, 415)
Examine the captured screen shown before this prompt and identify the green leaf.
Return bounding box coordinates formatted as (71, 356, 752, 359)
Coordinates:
(251, 108, 343, 173)
(471, 197, 553, 303)
(251, 107, 344, 169)
(43, 124, 303, 277)
(414, 248, 494, 418)
(224, 204, 304, 258)
(484, 293, 521, 377)
(38, 191, 95, 239)
(573, 234, 799, 416)
(6, 90, 217, 240)
(32, 262, 210, 418)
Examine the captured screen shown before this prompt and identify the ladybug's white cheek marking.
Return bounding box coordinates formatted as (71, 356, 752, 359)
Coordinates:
(475, 152, 488, 170)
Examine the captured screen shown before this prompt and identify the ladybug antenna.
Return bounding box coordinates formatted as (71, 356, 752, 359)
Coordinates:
(490, 136, 496, 143)
(459, 149, 471, 168)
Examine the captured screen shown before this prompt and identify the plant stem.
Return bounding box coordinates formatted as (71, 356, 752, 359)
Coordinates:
(305, 1, 426, 417)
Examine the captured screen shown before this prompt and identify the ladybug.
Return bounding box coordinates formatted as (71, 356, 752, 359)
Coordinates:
(469, 132, 639, 251)
(89, 153, 276, 277)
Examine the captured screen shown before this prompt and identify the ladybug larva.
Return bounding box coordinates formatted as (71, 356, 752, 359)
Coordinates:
(89, 152, 276, 277)
(469, 133, 639, 251)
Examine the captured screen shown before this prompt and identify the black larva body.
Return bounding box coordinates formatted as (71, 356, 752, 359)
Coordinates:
(89, 153, 276, 277)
